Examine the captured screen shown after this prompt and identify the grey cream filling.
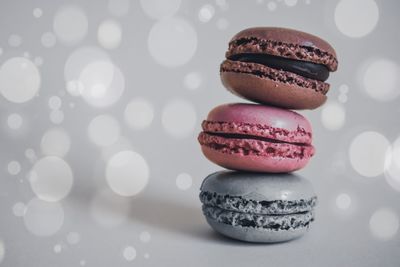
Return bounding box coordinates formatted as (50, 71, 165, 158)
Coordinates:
(199, 191, 317, 215)
(202, 205, 314, 231)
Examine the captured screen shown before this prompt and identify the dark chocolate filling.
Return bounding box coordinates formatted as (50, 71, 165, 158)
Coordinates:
(229, 53, 330, 82)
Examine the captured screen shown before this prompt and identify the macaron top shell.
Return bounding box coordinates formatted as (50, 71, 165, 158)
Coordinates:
(200, 171, 316, 202)
(206, 103, 312, 136)
(226, 27, 338, 71)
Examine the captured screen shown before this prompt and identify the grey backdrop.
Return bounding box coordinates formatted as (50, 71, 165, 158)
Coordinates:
(0, 0, 399, 266)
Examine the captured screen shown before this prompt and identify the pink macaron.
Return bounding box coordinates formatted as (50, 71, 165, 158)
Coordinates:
(198, 103, 314, 173)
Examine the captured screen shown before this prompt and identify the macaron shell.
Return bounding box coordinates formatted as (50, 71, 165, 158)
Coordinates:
(207, 103, 312, 133)
(227, 27, 338, 70)
(201, 145, 311, 173)
(231, 27, 336, 56)
(206, 217, 310, 243)
(221, 71, 327, 109)
(200, 171, 315, 201)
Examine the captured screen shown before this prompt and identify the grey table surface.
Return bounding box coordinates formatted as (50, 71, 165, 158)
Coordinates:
(0, 0, 399, 266)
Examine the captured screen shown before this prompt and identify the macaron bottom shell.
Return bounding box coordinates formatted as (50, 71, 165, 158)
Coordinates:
(205, 217, 311, 243)
(199, 171, 317, 243)
(203, 205, 314, 230)
(221, 71, 327, 110)
(201, 145, 312, 173)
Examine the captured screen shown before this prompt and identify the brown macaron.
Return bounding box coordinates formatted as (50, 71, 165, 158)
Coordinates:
(220, 27, 338, 109)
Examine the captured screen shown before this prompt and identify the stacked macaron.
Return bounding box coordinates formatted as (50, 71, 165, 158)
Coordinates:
(198, 27, 338, 243)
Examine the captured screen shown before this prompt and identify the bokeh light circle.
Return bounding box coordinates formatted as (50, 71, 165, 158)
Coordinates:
(79, 61, 125, 107)
(53, 244, 62, 253)
(64, 47, 124, 107)
(162, 98, 197, 138)
(25, 149, 37, 161)
(7, 161, 21, 175)
(148, 17, 197, 68)
(183, 72, 202, 90)
(336, 193, 351, 210)
(50, 110, 64, 124)
(369, 208, 399, 240)
(7, 113, 23, 130)
(34, 57, 43, 66)
(124, 98, 154, 130)
(384, 137, 400, 192)
(139, 231, 151, 243)
(79, 61, 114, 97)
(176, 173, 192, 190)
(12, 202, 26, 217)
(23, 198, 64, 236)
(334, 0, 379, 38)
(53, 5, 88, 45)
(349, 131, 390, 177)
(29, 156, 73, 202)
(0, 240, 4, 263)
(33, 8, 42, 18)
(106, 150, 149, 197)
(48, 96, 62, 110)
(98, 20, 122, 49)
(66, 80, 83, 96)
(267, 1, 277, 11)
(67, 232, 80, 245)
(90, 189, 131, 227)
(198, 4, 215, 23)
(41, 32, 57, 48)
(339, 84, 349, 94)
(216, 0, 229, 10)
(338, 94, 348, 103)
(123, 246, 136, 261)
(362, 59, 400, 102)
(88, 115, 120, 147)
(140, 0, 181, 20)
(321, 101, 346, 130)
(41, 128, 71, 157)
(64, 46, 111, 82)
(0, 57, 40, 103)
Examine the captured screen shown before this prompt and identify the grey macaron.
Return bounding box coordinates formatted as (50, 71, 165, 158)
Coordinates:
(199, 171, 317, 243)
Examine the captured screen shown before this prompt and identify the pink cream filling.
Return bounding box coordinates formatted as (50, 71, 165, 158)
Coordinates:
(198, 132, 314, 159)
(202, 120, 312, 145)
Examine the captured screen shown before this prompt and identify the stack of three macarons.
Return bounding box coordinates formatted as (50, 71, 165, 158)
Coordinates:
(198, 27, 338, 243)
